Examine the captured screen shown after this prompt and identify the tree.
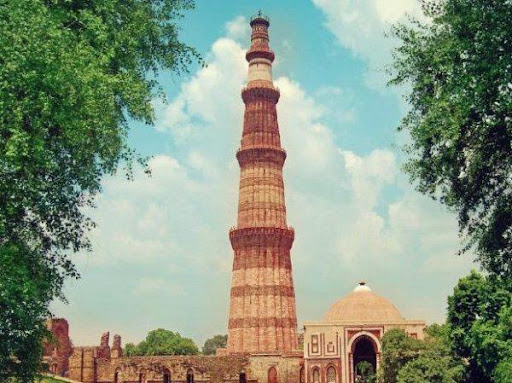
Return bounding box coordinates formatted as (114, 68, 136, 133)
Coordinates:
(378, 326, 464, 383)
(397, 355, 462, 383)
(0, 0, 199, 380)
(355, 361, 375, 383)
(0, 243, 56, 381)
(389, 0, 512, 279)
(447, 271, 512, 382)
(124, 329, 199, 356)
(202, 335, 227, 355)
(379, 329, 424, 383)
(395, 325, 464, 383)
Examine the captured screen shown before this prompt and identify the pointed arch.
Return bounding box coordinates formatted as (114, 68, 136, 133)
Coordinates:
(268, 367, 278, 383)
(326, 366, 336, 383)
(186, 369, 194, 383)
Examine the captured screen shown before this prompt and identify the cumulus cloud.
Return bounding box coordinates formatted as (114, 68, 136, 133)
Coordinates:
(312, 0, 425, 88)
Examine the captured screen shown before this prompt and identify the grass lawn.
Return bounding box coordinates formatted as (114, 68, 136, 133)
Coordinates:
(38, 376, 68, 383)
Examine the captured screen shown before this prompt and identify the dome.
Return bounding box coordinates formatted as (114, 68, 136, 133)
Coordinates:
(324, 282, 404, 323)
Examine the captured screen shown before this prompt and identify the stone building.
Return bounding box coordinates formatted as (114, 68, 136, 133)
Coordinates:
(43, 318, 73, 376)
(227, 12, 298, 355)
(53, 13, 426, 383)
(303, 282, 425, 383)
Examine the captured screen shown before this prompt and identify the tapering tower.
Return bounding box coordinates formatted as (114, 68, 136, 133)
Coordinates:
(227, 14, 298, 354)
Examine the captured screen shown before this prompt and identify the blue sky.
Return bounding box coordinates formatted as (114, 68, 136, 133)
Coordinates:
(52, 0, 473, 348)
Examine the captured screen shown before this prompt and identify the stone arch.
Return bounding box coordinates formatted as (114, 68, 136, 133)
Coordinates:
(114, 368, 122, 383)
(186, 369, 194, 383)
(268, 367, 278, 383)
(239, 371, 247, 383)
(326, 366, 336, 383)
(162, 368, 171, 383)
(347, 332, 381, 353)
(312, 367, 320, 383)
(349, 334, 379, 382)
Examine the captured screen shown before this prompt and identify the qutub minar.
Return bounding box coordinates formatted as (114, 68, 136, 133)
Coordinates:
(43, 14, 426, 383)
(228, 13, 298, 354)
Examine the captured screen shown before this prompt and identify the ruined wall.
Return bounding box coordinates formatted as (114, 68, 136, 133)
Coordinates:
(43, 318, 73, 376)
(248, 354, 302, 383)
(70, 352, 252, 383)
(69, 337, 302, 383)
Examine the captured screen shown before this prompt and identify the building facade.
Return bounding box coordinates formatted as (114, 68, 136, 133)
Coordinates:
(302, 283, 425, 383)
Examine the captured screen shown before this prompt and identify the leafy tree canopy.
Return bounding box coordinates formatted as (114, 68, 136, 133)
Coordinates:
(0, 243, 55, 382)
(447, 271, 512, 382)
(125, 329, 199, 356)
(390, 0, 512, 279)
(379, 327, 464, 383)
(0, 0, 199, 380)
(202, 334, 227, 355)
(355, 361, 375, 383)
(379, 328, 424, 383)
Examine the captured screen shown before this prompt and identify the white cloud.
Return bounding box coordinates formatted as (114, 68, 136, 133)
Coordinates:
(226, 16, 250, 42)
(341, 149, 396, 207)
(312, 0, 425, 88)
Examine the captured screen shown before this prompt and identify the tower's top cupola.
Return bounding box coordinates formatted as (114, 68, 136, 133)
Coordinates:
(250, 10, 270, 27)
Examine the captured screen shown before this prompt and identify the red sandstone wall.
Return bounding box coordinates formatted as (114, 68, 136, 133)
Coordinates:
(43, 318, 73, 376)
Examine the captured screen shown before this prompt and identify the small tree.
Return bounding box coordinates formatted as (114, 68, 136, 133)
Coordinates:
(202, 335, 227, 355)
(447, 271, 512, 382)
(355, 361, 375, 383)
(379, 326, 464, 383)
(379, 329, 424, 383)
(124, 329, 199, 356)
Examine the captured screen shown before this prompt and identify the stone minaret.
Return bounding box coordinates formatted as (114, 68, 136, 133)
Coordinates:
(227, 14, 298, 354)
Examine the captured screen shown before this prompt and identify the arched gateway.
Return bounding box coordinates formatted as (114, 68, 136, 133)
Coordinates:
(352, 336, 377, 379)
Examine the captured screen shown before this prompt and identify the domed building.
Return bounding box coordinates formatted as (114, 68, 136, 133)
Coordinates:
(302, 282, 425, 383)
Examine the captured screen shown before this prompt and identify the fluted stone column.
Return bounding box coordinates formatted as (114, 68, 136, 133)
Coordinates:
(227, 14, 298, 354)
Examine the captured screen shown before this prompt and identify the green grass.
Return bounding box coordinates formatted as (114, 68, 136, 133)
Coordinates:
(38, 376, 68, 383)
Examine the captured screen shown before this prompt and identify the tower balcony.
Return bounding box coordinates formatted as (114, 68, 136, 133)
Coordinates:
(229, 226, 295, 250)
(246, 48, 275, 63)
(241, 84, 280, 103)
(236, 146, 286, 167)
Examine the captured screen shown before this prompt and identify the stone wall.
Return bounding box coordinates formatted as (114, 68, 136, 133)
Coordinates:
(247, 354, 302, 383)
(68, 332, 303, 383)
(43, 318, 73, 376)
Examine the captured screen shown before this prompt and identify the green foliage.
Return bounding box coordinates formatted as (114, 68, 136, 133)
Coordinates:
(0, 242, 58, 382)
(379, 327, 464, 383)
(494, 354, 512, 383)
(202, 334, 227, 355)
(0, 0, 199, 380)
(395, 325, 464, 383)
(447, 271, 512, 382)
(355, 361, 375, 383)
(389, 0, 512, 279)
(396, 354, 462, 383)
(379, 329, 424, 383)
(124, 329, 199, 356)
